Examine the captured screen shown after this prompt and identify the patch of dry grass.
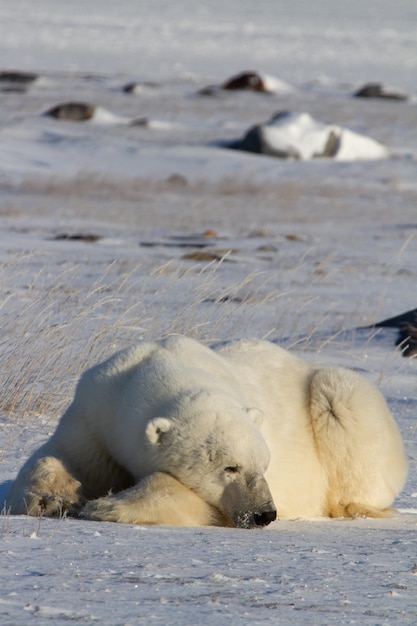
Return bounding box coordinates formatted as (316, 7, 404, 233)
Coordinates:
(0, 253, 293, 426)
(5, 172, 416, 208)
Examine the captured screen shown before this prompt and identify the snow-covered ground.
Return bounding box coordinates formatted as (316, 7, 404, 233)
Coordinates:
(0, 1, 416, 624)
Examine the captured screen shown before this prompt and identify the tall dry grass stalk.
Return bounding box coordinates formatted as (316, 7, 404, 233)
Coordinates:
(1, 253, 296, 427)
(2, 233, 408, 435)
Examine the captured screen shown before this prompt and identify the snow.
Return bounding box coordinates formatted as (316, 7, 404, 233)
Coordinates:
(2, 516, 417, 625)
(0, 0, 417, 623)
(255, 73, 295, 95)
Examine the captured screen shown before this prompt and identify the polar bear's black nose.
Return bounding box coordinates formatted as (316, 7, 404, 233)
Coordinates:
(254, 509, 277, 526)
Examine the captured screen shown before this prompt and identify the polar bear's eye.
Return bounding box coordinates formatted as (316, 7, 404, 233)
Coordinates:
(224, 465, 239, 474)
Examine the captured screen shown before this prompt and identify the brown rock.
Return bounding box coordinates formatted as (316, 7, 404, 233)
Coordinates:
(45, 102, 96, 121)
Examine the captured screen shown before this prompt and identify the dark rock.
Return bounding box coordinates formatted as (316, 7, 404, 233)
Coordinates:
(374, 309, 417, 329)
(313, 130, 340, 158)
(230, 111, 299, 158)
(373, 308, 417, 356)
(45, 102, 96, 121)
(0, 70, 38, 92)
(196, 85, 223, 97)
(123, 81, 159, 93)
(235, 125, 263, 154)
(235, 122, 301, 159)
(199, 72, 292, 96)
(222, 71, 266, 92)
(0, 71, 38, 84)
(54, 233, 101, 243)
(354, 83, 407, 101)
(203, 295, 243, 303)
(165, 173, 188, 187)
(129, 117, 150, 127)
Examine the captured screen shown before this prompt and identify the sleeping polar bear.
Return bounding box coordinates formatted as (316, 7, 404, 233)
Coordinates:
(6, 336, 407, 527)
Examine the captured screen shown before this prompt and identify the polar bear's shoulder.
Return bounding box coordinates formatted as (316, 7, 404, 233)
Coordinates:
(215, 338, 294, 359)
(80, 335, 219, 392)
(160, 334, 214, 357)
(84, 341, 159, 381)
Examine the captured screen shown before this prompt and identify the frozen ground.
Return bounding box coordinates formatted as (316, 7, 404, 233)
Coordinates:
(0, 1, 416, 624)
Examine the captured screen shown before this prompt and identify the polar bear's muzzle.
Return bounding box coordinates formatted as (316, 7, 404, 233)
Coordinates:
(221, 473, 277, 529)
(254, 508, 277, 527)
(235, 503, 277, 529)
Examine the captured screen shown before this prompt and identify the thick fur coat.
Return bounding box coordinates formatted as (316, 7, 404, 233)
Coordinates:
(7, 336, 407, 527)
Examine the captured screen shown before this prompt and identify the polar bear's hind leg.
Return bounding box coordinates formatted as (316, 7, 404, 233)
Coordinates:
(328, 501, 394, 519)
(309, 367, 407, 518)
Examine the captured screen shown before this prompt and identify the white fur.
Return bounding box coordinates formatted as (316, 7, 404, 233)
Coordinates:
(7, 336, 407, 526)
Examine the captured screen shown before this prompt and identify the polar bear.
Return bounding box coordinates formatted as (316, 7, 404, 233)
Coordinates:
(6, 336, 407, 527)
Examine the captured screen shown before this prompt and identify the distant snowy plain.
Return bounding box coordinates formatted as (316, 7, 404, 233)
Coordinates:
(0, 1, 416, 624)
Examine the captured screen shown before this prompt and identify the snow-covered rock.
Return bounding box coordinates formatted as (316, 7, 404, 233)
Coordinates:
(222, 71, 294, 94)
(199, 71, 294, 96)
(234, 112, 389, 161)
(44, 102, 146, 126)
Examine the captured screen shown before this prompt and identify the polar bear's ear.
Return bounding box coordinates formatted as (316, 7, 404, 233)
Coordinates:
(246, 407, 264, 427)
(146, 417, 172, 445)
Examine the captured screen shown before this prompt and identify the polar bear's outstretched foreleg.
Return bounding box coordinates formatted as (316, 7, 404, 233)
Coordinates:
(6, 455, 85, 517)
(81, 472, 230, 527)
(309, 367, 408, 519)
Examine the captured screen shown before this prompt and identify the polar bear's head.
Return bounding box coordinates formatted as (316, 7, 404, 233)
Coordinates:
(145, 391, 276, 528)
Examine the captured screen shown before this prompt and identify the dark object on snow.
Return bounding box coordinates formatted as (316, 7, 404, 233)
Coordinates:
(122, 81, 159, 93)
(0, 70, 38, 92)
(54, 233, 101, 243)
(234, 123, 301, 158)
(129, 117, 151, 127)
(354, 83, 407, 101)
(373, 309, 417, 357)
(45, 102, 95, 121)
(199, 71, 292, 97)
(231, 111, 302, 159)
(222, 71, 267, 92)
(0, 71, 38, 84)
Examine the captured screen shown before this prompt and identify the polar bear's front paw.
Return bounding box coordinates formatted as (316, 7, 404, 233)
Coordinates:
(25, 491, 84, 518)
(9, 456, 86, 517)
(81, 497, 122, 522)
